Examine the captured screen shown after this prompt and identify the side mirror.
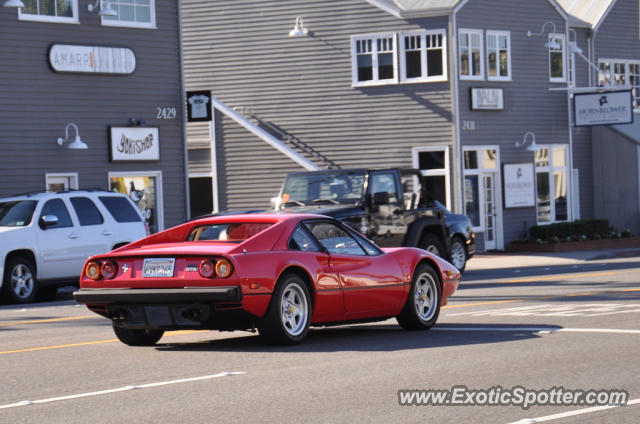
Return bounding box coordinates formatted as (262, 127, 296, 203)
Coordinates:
(270, 197, 281, 210)
(372, 192, 390, 205)
(39, 214, 59, 230)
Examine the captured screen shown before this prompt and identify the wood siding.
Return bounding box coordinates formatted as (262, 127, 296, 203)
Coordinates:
(182, 0, 455, 211)
(0, 1, 186, 229)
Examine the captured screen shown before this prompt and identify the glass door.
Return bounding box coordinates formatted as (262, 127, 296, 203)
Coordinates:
(483, 174, 497, 250)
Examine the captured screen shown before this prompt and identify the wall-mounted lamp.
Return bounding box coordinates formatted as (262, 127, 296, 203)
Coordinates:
(515, 131, 540, 152)
(568, 28, 582, 55)
(527, 21, 561, 49)
(87, 0, 117, 17)
(57, 123, 88, 150)
(289, 16, 309, 37)
(3, 0, 25, 7)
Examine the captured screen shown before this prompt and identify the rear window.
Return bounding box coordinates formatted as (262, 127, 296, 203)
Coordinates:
(0, 200, 37, 227)
(70, 197, 104, 226)
(98, 196, 142, 223)
(187, 223, 273, 242)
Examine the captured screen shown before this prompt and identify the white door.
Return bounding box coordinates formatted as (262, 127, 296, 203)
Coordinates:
(483, 174, 497, 250)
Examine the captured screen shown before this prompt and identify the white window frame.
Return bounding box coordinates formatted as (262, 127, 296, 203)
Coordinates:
(486, 30, 511, 81)
(351, 33, 398, 87)
(548, 33, 566, 83)
(459, 29, 484, 80)
(399, 29, 447, 83)
(100, 0, 157, 29)
(461, 146, 501, 233)
(18, 0, 79, 24)
(598, 58, 640, 111)
(45, 173, 79, 191)
(534, 144, 569, 224)
(411, 146, 451, 209)
(108, 170, 164, 231)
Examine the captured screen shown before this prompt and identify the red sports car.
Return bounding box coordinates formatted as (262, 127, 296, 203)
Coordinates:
(73, 214, 460, 346)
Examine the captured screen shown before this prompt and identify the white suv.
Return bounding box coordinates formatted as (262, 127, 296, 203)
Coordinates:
(0, 190, 148, 303)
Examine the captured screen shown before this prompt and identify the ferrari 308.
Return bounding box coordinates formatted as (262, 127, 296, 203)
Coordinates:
(73, 214, 460, 346)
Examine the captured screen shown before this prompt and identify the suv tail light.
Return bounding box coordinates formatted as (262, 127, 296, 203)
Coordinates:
(144, 223, 151, 236)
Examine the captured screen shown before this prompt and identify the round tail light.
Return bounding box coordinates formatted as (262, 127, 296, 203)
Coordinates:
(101, 261, 118, 279)
(85, 261, 102, 280)
(199, 259, 215, 278)
(215, 259, 233, 278)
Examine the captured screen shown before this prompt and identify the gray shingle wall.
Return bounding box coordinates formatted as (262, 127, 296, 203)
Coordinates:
(0, 1, 186, 228)
(182, 0, 455, 211)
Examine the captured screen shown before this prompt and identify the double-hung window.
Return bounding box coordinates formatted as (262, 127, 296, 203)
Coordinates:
(399, 30, 447, 83)
(548, 33, 566, 83)
(101, 0, 156, 29)
(599, 59, 640, 110)
(535, 145, 568, 223)
(351, 34, 397, 86)
(19, 0, 78, 23)
(486, 31, 510, 81)
(459, 29, 484, 80)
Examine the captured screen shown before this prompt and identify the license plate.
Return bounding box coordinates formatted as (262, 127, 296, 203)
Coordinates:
(142, 258, 175, 278)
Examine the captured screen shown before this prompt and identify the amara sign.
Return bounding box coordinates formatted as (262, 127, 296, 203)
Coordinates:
(49, 44, 136, 74)
(574, 90, 633, 126)
(109, 127, 160, 161)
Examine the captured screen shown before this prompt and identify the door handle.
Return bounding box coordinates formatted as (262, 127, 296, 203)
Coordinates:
(103, 230, 113, 236)
(68, 234, 80, 239)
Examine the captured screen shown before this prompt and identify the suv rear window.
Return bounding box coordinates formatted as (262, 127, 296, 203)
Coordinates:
(98, 196, 142, 223)
(0, 200, 37, 227)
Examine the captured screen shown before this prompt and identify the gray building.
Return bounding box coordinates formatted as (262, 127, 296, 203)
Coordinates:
(182, 0, 640, 250)
(0, 0, 187, 232)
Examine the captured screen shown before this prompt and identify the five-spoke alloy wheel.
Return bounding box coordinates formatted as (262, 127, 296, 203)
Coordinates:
(397, 264, 442, 330)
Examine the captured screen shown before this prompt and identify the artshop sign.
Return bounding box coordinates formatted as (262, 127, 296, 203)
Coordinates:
(109, 127, 160, 162)
(49, 44, 136, 74)
(503, 163, 535, 208)
(574, 90, 633, 126)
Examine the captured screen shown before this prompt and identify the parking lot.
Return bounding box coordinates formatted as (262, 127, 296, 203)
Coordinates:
(1, 251, 639, 423)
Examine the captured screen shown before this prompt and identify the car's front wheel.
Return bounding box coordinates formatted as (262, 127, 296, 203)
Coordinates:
(397, 264, 442, 330)
(112, 322, 164, 346)
(258, 273, 312, 345)
(2, 257, 37, 304)
(449, 237, 468, 272)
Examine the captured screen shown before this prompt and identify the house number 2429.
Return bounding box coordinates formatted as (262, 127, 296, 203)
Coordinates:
(156, 107, 177, 120)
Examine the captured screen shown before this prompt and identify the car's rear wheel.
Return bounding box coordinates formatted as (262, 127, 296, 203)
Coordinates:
(397, 264, 441, 330)
(112, 322, 164, 346)
(420, 233, 444, 258)
(258, 273, 312, 345)
(2, 257, 37, 304)
(449, 237, 467, 272)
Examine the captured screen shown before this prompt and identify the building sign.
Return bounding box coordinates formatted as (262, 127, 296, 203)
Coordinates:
(471, 88, 504, 110)
(109, 127, 160, 161)
(504, 163, 535, 208)
(574, 90, 633, 126)
(49, 44, 136, 74)
(186, 90, 212, 122)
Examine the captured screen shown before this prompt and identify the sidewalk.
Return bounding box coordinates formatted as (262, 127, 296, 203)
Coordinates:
(465, 247, 640, 271)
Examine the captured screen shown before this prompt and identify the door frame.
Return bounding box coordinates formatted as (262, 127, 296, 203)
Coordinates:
(462, 146, 504, 251)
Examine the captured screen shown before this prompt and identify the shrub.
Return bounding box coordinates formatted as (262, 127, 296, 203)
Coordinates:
(530, 219, 610, 241)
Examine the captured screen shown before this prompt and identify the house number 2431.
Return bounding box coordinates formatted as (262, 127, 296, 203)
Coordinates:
(156, 107, 177, 120)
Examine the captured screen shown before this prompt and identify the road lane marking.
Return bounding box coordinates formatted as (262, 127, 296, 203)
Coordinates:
(483, 271, 618, 285)
(433, 326, 640, 335)
(447, 303, 640, 317)
(509, 397, 640, 423)
(0, 316, 94, 328)
(0, 371, 247, 410)
(0, 330, 207, 355)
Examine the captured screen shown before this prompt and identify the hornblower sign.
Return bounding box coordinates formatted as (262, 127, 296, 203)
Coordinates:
(573, 90, 633, 126)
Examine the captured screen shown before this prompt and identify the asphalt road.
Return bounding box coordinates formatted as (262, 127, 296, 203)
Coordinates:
(1, 255, 639, 424)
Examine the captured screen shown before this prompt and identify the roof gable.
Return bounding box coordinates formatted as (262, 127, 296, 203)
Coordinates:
(556, 0, 616, 29)
(366, 0, 462, 18)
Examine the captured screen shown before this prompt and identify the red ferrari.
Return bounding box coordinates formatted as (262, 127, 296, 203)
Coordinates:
(73, 214, 460, 346)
